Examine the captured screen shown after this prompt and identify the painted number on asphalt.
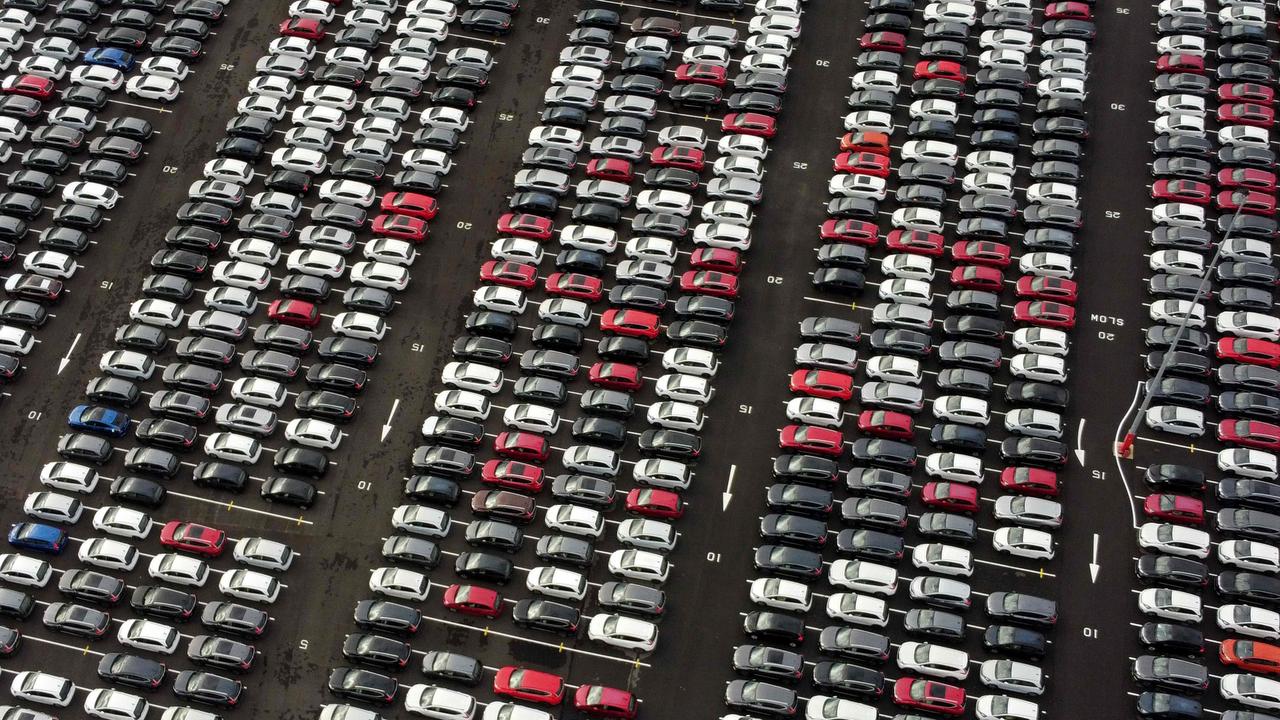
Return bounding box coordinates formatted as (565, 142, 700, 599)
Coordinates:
(706, 552, 721, 562)
(536, 16, 549, 23)
(357, 480, 371, 490)
(1115, 6, 1129, 12)
(26, 411, 41, 421)
(1105, 210, 1120, 219)
(100, 281, 113, 290)
(766, 276, 783, 284)
(498, 113, 514, 122)
(219, 64, 235, 71)
(792, 162, 808, 170)
(739, 405, 752, 414)
(411, 343, 426, 352)
(298, 640, 309, 649)
(1110, 103, 1126, 111)
(457, 221, 473, 230)
(815, 59, 830, 67)
(1083, 627, 1099, 638)
(161, 166, 178, 174)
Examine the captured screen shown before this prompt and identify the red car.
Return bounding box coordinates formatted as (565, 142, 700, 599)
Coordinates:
(914, 60, 965, 82)
(481, 460, 545, 492)
(1143, 493, 1205, 525)
(159, 521, 226, 557)
(371, 214, 429, 242)
(545, 272, 603, 301)
(680, 270, 739, 298)
(674, 62, 727, 86)
(379, 192, 437, 220)
(820, 218, 879, 245)
(443, 584, 503, 619)
(1218, 167, 1277, 191)
(1151, 179, 1211, 205)
(1220, 82, 1275, 104)
(494, 431, 550, 463)
(600, 308, 661, 339)
(586, 157, 633, 182)
(886, 229, 945, 256)
(779, 424, 845, 457)
(1218, 337, 1280, 368)
(1014, 301, 1076, 329)
(574, 685, 638, 719)
(267, 299, 320, 328)
(859, 31, 906, 52)
(626, 488, 684, 519)
(722, 112, 776, 137)
(833, 151, 892, 177)
(1000, 466, 1060, 497)
(2, 74, 54, 100)
(1016, 276, 1078, 302)
(588, 362, 643, 391)
(1219, 419, 1280, 450)
(893, 678, 966, 717)
(1156, 53, 1204, 74)
(479, 260, 538, 289)
(494, 667, 564, 706)
(1217, 189, 1276, 215)
(691, 247, 742, 272)
(650, 145, 704, 171)
(1219, 102, 1275, 128)
(1221, 639, 1280, 676)
(789, 369, 854, 400)
(922, 482, 980, 514)
(950, 265, 1004, 292)
(278, 17, 325, 39)
(1045, 0, 1091, 17)
(840, 131, 891, 155)
(951, 240, 1012, 268)
(497, 213, 553, 240)
(857, 410, 914, 440)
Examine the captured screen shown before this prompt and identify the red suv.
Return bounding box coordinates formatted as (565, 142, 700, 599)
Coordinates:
(443, 584, 503, 619)
(494, 667, 565, 706)
(267, 299, 320, 328)
(600, 309, 661, 339)
(379, 192, 438, 220)
(574, 685, 638, 719)
(481, 460, 545, 492)
(159, 521, 226, 557)
(494, 431, 550, 463)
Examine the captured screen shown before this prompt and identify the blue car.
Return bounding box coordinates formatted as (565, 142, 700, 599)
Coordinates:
(8, 523, 67, 554)
(68, 404, 130, 438)
(83, 47, 136, 72)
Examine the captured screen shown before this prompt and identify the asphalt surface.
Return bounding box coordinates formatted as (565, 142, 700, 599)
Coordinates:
(0, 0, 1208, 718)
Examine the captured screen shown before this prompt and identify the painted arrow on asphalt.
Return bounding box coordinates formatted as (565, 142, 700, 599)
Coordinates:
(722, 464, 736, 511)
(56, 332, 81, 375)
(1074, 418, 1086, 466)
(380, 398, 400, 442)
(1089, 533, 1100, 583)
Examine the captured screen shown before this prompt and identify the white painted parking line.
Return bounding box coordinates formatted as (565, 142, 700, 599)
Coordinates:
(166, 490, 315, 526)
(416, 613, 652, 667)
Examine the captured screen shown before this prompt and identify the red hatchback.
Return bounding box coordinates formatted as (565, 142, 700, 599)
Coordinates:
(1045, 0, 1091, 18)
(950, 265, 1004, 292)
(1218, 168, 1277, 192)
(379, 192, 437, 220)
(600, 308, 661, 339)
(691, 247, 742, 272)
(833, 151, 892, 177)
(1219, 103, 1275, 128)
(494, 431, 550, 463)
(1220, 82, 1275, 104)
(680, 270, 739, 298)
(1000, 466, 1060, 497)
(626, 488, 684, 519)
(893, 678, 965, 717)
(722, 112, 776, 137)
(1218, 337, 1280, 368)
(481, 460, 546, 492)
(1156, 53, 1204, 74)
(914, 60, 965, 82)
(586, 157, 634, 182)
(951, 240, 1012, 267)
(674, 62, 727, 86)
(922, 482, 980, 514)
(371, 214, 429, 242)
(278, 17, 326, 39)
(820, 218, 879, 245)
(857, 410, 914, 440)
(545, 272, 603, 301)
(840, 131, 891, 155)
(1151, 179, 1211, 204)
(588, 362, 643, 392)
(1217, 190, 1276, 215)
(494, 667, 564, 706)
(779, 424, 845, 457)
(497, 213, 553, 240)
(160, 521, 226, 557)
(650, 145, 704, 171)
(789, 369, 854, 400)
(443, 584, 503, 619)
(859, 31, 906, 52)
(479, 260, 538, 289)
(267, 299, 320, 328)
(574, 685, 638, 719)
(1014, 301, 1076, 329)
(2, 74, 54, 100)
(1016, 276, 1078, 302)
(1143, 493, 1205, 525)
(1221, 639, 1280, 676)
(1219, 419, 1280, 450)
(887, 229, 945, 256)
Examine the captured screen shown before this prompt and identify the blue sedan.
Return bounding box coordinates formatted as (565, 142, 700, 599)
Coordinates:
(83, 47, 136, 73)
(7, 523, 67, 554)
(68, 404, 130, 438)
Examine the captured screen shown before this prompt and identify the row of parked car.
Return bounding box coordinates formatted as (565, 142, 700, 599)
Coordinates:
(1131, 0, 1280, 717)
(723, 0, 1096, 715)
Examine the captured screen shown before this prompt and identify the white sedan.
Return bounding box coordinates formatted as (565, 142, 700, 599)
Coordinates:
(125, 75, 180, 103)
(25, 251, 76, 279)
(896, 641, 970, 680)
(148, 553, 209, 587)
(70, 64, 124, 90)
(992, 527, 1056, 560)
(63, 181, 119, 209)
(140, 56, 189, 81)
(1138, 587, 1202, 623)
(1138, 522, 1210, 559)
(350, 261, 410, 291)
(92, 506, 153, 539)
(587, 613, 658, 652)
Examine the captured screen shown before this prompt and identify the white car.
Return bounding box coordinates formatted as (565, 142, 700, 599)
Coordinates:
(655, 374, 714, 405)
(663, 347, 720, 377)
(286, 419, 342, 449)
(1219, 312, 1280, 341)
(1219, 540, 1280, 574)
(434, 390, 491, 421)
(140, 56, 189, 80)
(1222, 674, 1280, 711)
(23, 491, 82, 524)
(63, 181, 119, 209)
(993, 497, 1063, 528)
(1010, 353, 1068, 384)
(805, 696, 877, 720)
(118, 618, 179, 655)
(149, 553, 209, 587)
(924, 452, 984, 483)
(615, 518, 677, 552)
(829, 559, 897, 596)
(500, 404, 559, 435)
(526, 566, 587, 601)
(785, 397, 844, 429)
(219, 569, 281, 604)
(92, 506, 152, 539)
(84, 689, 149, 720)
(1035, 76, 1086, 100)
(825, 592, 889, 627)
(1138, 587, 1202, 623)
(351, 261, 410, 291)
(912, 543, 974, 576)
(9, 672, 74, 707)
(1026, 182, 1078, 208)
(40, 461, 98, 494)
(1011, 328, 1070, 357)
(647, 401, 705, 432)
(963, 172, 1015, 196)
(286, 249, 346, 279)
(25, 251, 76, 279)
(442, 362, 504, 395)
(608, 549, 670, 584)
(897, 641, 970, 680)
(932, 395, 990, 426)
(1005, 408, 1064, 439)
(850, 69, 899, 93)
(369, 567, 429, 601)
(1138, 522, 1211, 559)
(865, 355, 922, 385)
(231, 377, 287, 408)
(975, 695, 1039, 720)
(902, 140, 959, 165)
(993, 527, 1056, 560)
(332, 312, 386, 341)
(1151, 202, 1205, 228)
(404, 685, 476, 720)
(588, 613, 658, 652)
(1144, 405, 1205, 437)
(1019, 252, 1074, 279)
(126, 74, 180, 101)
(211, 261, 271, 291)
(79, 537, 139, 571)
(925, 1, 976, 23)
(392, 505, 451, 539)
(233, 537, 295, 572)
(980, 660, 1044, 696)
(1150, 249, 1205, 276)
(204, 432, 263, 464)
(71, 64, 124, 90)
(1219, 604, 1280, 640)
(545, 504, 605, 539)
(0, 553, 50, 587)
(130, 298, 184, 328)
(892, 207, 945, 232)
(882, 253, 934, 282)
(1220, 3, 1267, 25)
(966, 150, 1016, 173)
(749, 577, 812, 613)
(1219, 448, 1279, 479)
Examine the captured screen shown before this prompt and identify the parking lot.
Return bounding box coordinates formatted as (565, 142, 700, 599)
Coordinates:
(0, 0, 1263, 719)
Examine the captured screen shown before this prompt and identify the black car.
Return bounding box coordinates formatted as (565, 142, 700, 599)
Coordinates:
(1136, 554, 1209, 588)
(202, 602, 268, 637)
(812, 662, 884, 698)
(774, 454, 840, 485)
(460, 8, 512, 33)
(836, 528, 904, 562)
(1132, 655, 1209, 693)
(463, 520, 523, 553)
(1217, 571, 1280, 605)
(841, 497, 909, 530)
(110, 476, 166, 507)
(453, 552, 513, 585)
(930, 423, 987, 451)
(1139, 622, 1204, 656)
(733, 644, 805, 680)
(849, 439, 916, 472)
(766, 483, 834, 517)
(512, 599, 581, 634)
(598, 581, 666, 618)
(188, 634, 255, 673)
(759, 514, 829, 549)
(1005, 381, 1069, 409)
(846, 468, 911, 498)
(421, 651, 483, 686)
(753, 545, 823, 580)
(130, 585, 196, 620)
(148, 391, 210, 422)
(43, 602, 110, 638)
(550, 475, 615, 509)
(353, 600, 420, 636)
(984, 624, 1047, 658)
(173, 670, 241, 708)
(259, 476, 316, 508)
(1001, 437, 1069, 468)
(381, 535, 440, 569)
(904, 608, 967, 641)
(1220, 392, 1280, 421)
(193, 461, 247, 492)
(1136, 691, 1202, 720)
(58, 432, 112, 464)
(58, 569, 125, 605)
(97, 653, 166, 689)
(743, 610, 806, 646)
(341, 632, 412, 670)
(986, 592, 1057, 627)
